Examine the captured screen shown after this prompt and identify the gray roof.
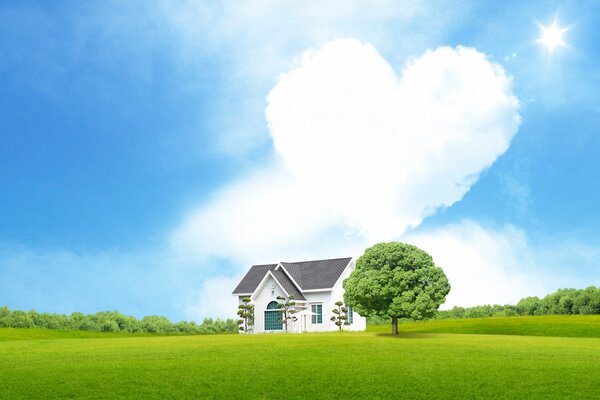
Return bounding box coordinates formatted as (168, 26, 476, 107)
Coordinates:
(280, 257, 352, 290)
(232, 264, 277, 294)
(271, 269, 305, 300)
(232, 257, 352, 296)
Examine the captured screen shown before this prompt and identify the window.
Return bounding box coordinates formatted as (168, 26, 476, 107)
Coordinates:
(311, 304, 322, 324)
(264, 301, 282, 331)
(348, 307, 353, 324)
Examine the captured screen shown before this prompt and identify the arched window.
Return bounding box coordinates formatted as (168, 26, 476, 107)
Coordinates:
(266, 301, 280, 310)
(264, 301, 282, 331)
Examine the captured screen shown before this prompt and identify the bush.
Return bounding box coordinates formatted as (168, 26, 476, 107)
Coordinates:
(0, 306, 238, 335)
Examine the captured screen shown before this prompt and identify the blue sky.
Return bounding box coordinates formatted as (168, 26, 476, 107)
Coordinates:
(1, 1, 599, 321)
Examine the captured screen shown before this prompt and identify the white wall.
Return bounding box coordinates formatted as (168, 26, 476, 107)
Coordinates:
(331, 259, 367, 332)
(251, 275, 288, 334)
(303, 291, 334, 332)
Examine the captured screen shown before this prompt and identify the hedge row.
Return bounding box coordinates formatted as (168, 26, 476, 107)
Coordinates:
(0, 307, 237, 334)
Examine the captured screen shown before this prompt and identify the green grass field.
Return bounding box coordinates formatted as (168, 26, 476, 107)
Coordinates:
(369, 314, 600, 337)
(2, 316, 600, 399)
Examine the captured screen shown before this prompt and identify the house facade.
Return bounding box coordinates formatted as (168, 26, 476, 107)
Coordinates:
(232, 257, 366, 333)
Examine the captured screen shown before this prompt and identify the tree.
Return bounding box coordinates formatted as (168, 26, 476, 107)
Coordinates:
(237, 297, 255, 333)
(10, 310, 34, 328)
(515, 296, 542, 316)
(330, 301, 350, 331)
(141, 315, 175, 334)
(343, 242, 450, 334)
(0, 306, 11, 327)
(276, 295, 298, 332)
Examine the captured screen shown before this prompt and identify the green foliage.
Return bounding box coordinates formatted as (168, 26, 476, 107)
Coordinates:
(8, 310, 34, 328)
(237, 297, 255, 333)
(436, 286, 600, 320)
(344, 242, 450, 333)
(0, 306, 237, 335)
(276, 295, 298, 332)
(0, 306, 11, 327)
(330, 301, 350, 331)
(366, 315, 390, 326)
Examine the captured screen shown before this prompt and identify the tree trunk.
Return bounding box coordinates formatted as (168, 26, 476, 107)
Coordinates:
(392, 316, 398, 334)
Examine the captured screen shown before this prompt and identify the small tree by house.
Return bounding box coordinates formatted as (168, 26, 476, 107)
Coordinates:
(330, 301, 350, 331)
(237, 297, 254, 333)
(276, 295, 298, 332)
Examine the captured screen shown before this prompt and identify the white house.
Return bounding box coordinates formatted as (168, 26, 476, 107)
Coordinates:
(232, 257, 366, 333)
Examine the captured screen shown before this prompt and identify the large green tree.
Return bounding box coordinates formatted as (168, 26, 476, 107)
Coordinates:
(344, 242, 450, 334)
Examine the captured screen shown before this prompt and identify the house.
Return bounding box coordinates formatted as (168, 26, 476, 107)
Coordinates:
(232, 257, 366, 333)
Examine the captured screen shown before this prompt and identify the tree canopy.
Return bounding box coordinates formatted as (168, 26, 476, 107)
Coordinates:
(344, 242, 450, 334)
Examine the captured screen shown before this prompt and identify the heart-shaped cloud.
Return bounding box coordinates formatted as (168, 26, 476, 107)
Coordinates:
(266, 39, 520, 240)
(173, 39, 520, 266)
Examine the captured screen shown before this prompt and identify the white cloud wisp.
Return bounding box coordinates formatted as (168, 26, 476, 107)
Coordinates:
(407, 221, 548, 308)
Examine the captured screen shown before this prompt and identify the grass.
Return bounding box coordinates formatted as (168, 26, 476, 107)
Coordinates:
(368, 314, 600, 337)
(1, 316, 600, 399)
(0, 328, 157, 342)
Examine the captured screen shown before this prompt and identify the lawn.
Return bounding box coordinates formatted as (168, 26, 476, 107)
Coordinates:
(368, 314, 600, 337)
(1, 316, 600, 399)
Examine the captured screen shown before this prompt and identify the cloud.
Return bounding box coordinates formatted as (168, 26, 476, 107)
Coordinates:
(406, 221, 550, 308)
(172, 40, 519, 262)
(266, 40, 520, 240)
(156, 0, 463, 154)
(183, 275, 243, 321)
(407, 220, 600, 308)
(170, 164, 365, 265)
(173, 39, 520, 266)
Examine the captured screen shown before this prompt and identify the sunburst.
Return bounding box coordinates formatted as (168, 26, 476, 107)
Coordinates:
(538, 19, 568, 54)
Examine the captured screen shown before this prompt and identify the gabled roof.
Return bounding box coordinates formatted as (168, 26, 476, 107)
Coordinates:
(271, 270, 305, 300)
(232, 257, 352, 296)
(232, 264, 277, 294)
(280, 257, 352, 290)
(232, 264, 306, 300)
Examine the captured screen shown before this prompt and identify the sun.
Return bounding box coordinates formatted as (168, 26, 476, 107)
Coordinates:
(538, 19, 568, 54)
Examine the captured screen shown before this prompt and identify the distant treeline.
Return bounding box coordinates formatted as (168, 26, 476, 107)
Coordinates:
(0, 307, 237, 334)
(368, 286, 600, 325)
(437, 286, 600, 319)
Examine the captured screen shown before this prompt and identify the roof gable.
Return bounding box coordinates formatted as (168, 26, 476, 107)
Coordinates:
(232, 264, 277, 294)
(280, 257, 352, 290)
(271, 269, 305, 300)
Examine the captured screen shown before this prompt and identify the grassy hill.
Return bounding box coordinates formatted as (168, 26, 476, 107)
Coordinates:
(368, 314, 600, 337)
(1, 315, 600, 399)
